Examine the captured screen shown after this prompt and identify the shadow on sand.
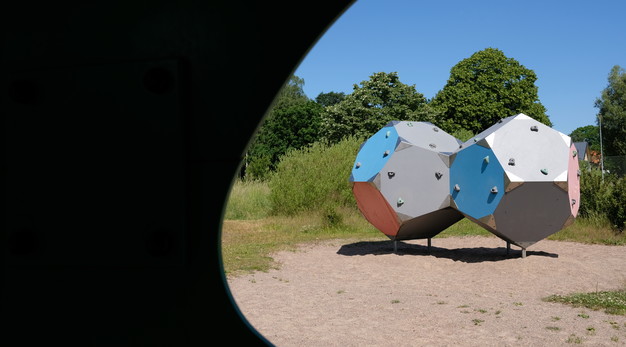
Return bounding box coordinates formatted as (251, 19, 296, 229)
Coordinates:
(336, 240, 558, 263)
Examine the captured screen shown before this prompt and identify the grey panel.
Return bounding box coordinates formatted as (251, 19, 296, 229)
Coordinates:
(492, 182, 571, 246)
(461, 114, 518, 147)
(379, 145, 451, 218)
(394, 121, 461, 153)
(490, 119, 570, 182)
(395, 208, 464, 240)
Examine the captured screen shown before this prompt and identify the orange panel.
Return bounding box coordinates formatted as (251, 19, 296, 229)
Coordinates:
(352, 182, 400, 238)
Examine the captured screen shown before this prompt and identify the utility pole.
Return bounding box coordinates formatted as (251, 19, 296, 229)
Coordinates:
(598, 114, 604, 181)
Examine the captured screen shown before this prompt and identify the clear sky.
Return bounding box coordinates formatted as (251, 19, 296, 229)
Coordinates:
(294, 0, 626, 136)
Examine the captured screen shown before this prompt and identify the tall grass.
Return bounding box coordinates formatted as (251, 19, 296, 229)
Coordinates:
(224, 179, 272, 220)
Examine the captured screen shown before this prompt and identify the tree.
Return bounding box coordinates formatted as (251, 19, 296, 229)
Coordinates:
(320, 72, 434, 143)
(272, 75, 309, 109)
(245, 75, 323, 179)
(315, 91, 345, 107)
(569, 125, 600, 152)
(595, 65, 626, 156)
(431, 48, 551, 134)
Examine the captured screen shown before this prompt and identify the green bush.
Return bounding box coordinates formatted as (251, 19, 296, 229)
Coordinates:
(579, 166, 626, 231)
(608, 177, 626, 231)
(268, 136, 363, 216)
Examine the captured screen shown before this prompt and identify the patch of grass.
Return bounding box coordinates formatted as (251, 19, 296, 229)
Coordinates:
(566, 334, 583, 344)
(578, 313, 590, 319)
(475, 308, 488, 314)
(586, 326, 596, 335)
(612, 336, 619, 342)
(548, 215, 626, 246)
(221, 212, 383, 276)
(544, 289, 626, 316)
(551, 316, 561, 321)
(472, 319, 484, 326)
(436, 218, 492, 238)
(607, 320, 620, 330)
(546, 326, 561, 331)
(513, 302, 523, 306)
(391, 299, 400, 304)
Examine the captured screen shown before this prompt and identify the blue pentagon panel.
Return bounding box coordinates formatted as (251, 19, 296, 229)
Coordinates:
(450, 144, 505, 220)
(350, 124, 399, 182)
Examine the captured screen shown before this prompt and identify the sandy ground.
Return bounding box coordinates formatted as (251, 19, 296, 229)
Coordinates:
(226, 236, 626, 346)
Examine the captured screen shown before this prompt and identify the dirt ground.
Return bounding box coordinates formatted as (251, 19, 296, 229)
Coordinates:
(226, 236, 626, 346)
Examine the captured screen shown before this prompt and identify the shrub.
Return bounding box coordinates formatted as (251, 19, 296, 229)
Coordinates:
(579, 166, 626, 231)
(268, 136, 363, 216)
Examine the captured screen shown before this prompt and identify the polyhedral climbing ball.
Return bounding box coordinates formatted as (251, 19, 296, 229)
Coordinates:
(449, 113, 579, 248)
(351, 121, 464, 240)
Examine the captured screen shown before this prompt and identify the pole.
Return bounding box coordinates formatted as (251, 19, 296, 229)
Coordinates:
(599, 114, 605, 181)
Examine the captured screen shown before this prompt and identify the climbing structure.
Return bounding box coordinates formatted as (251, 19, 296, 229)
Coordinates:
(350, 121, 464, 240)
(350, 114, 580, 255)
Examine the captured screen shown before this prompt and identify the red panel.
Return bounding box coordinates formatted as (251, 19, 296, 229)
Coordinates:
(352, 182, 400, 237)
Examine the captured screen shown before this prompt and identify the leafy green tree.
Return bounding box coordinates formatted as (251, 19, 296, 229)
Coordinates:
(245, 75, 322, 179)
(431, 48, 551, 133)
(595, 65, 626, 156)
(569, 125, 600, 152)
(272, 75, 309, 109)
(320, 72, 435, 143)
(315, 91, 345, 107)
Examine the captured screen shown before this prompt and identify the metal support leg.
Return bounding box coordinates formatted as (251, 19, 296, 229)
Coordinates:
(522, 248, 527, 258)
(427, 238, 432, 253)
(393, 240, 397, 254)
(506, 241, 510, 255)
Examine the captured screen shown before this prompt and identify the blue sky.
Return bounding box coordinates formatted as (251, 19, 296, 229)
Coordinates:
(294, 0, 626, 136)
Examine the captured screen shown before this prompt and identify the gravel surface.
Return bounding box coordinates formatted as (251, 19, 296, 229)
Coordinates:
(227, 236, 626, 346)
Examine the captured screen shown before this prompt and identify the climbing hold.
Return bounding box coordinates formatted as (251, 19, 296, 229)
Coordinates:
(577, 169, 581, 177)
(571, 199, 576, 206)
(387, 171, 395, 178)
(355, 162, 361, 168)
(483, 156, 490, 164)
(572, 150, 577, 157)
(385, 131, 391, 138)
(435, 171, 443, 180)
(530, 125, 539, 132)
(508, 158, 515, 166)
(429, 143, 437, 149)
(383, 150, 390, 157)
(397, 197, 404, 206)
(490, 186, 498, 194)
(454, 184, 460, 192)
(433, 127, 439, 132)
(540, 168, 548, 175)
